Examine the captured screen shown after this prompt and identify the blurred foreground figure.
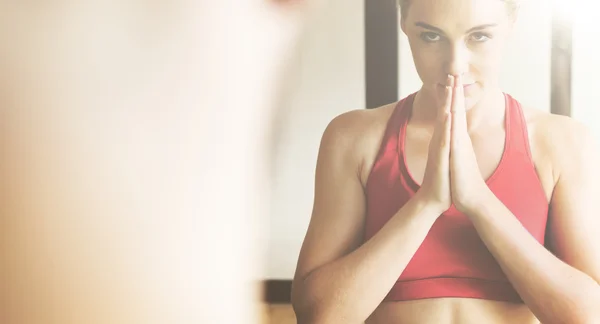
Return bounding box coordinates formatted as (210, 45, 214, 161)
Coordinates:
(0, 1, 312, 323)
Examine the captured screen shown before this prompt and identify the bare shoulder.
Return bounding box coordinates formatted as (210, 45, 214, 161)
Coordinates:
(323, 103, 396, 142)
(523, 106, 599, 181)
(321, 102, 397, 184)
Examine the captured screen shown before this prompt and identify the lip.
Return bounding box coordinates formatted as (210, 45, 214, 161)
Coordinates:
(438, 82, 475, 87)
(437, 82, 476, 88)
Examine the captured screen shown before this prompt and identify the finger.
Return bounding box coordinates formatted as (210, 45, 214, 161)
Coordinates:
(440, 82, 452, 147)
(430, 111, 451, 165)
(451, 74, 465, 114)
(441, 109, 452, 152)
(450, 75, 467, 158)
(441, 74, 454, 117)
(431, 76, 453, 160)
(451, 74, 468, 142)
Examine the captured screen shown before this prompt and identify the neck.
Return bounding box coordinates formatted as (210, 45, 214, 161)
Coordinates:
(411, 85, 506, 131)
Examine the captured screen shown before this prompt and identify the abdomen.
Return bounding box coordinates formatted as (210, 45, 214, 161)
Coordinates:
(366, 298, 539, 324)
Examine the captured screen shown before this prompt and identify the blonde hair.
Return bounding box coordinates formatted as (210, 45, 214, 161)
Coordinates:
(397, 0, 521, 19)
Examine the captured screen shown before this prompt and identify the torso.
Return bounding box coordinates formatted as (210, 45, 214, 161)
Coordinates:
(354, 97, 560, 324)
(366, 298, 539, 324)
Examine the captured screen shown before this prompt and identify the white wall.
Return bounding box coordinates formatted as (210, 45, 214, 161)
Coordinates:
(267, 0, 555, 280)
(398, 0, 552, 111)
(571, 2, 600, 138)
(266, 0, 365, 279)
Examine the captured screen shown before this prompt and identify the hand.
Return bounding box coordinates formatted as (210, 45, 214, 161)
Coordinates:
(415, 76, 453, 214)
(449, 74, 490, 214)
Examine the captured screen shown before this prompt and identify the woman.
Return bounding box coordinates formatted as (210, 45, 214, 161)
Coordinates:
(291, 0, 600, 323)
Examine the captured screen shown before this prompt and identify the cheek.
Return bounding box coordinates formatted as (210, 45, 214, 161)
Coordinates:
(409, 43, 444, 83)
(471, 38, 508, 74)
(470, 49, 503, 81)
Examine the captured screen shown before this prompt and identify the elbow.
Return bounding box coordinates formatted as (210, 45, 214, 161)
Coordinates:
(294, 311, 363, 324)
(577, 303, 600, 324)
(564, 285, 600, 324)
(291, 275, 367, 323)
(292, 300, 365, 324)
(290, 288, 330, 324)
(535, 283, 600, 324)
(578, 285, 600, 324)
(568, 311, 600, 324)
(291, 287, 363, 324)
(294, 313, 328, 324)
(291, 276, 325, 323)
(542, 309, 600, 324)
(290, 300, 329, 324)
(291, 282, 321, 324)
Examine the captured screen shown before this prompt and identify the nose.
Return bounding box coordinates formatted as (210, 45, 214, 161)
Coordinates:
(443, 42, 470, 77)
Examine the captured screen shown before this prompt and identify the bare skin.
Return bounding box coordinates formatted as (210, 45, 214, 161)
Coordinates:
(292, 0, 600, 323)
(293, 97, 589, 324)
(363, 101, 553, 324)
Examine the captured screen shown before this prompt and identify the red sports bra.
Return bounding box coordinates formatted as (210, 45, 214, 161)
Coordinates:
(364, 93, 549, 303)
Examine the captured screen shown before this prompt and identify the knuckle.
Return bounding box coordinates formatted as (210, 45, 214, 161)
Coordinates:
(440, 136, 449, 148)
(439, 140, 446, 149)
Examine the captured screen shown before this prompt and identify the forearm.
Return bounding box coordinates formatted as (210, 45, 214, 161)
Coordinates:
(294, 195, 441, 323)
(469, 192, 600, 324)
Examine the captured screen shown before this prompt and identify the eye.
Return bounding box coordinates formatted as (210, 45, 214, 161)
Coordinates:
(420, 32, 441, 43)
(470, 32, 491, 42)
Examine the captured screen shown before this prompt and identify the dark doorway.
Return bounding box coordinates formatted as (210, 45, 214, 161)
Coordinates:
(365, 0, 399, 109)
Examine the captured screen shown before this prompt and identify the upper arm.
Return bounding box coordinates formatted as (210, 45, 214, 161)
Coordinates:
(292, 111, 370, 288)
(547, 119, 600, 284)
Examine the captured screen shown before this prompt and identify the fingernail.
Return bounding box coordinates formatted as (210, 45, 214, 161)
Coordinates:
(447, 74, 453, 87)
(445, 84, 452, 96)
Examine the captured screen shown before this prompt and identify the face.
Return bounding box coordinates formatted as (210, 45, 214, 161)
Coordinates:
(401, 0, 515, 109)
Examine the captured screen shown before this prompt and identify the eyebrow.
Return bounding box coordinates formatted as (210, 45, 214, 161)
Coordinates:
(415, 22, 498, 34)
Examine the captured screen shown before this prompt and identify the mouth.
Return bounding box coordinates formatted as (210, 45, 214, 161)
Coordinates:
(437, 82, 476, 89)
